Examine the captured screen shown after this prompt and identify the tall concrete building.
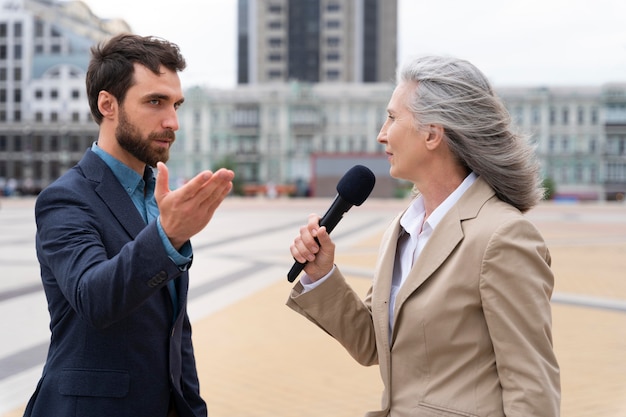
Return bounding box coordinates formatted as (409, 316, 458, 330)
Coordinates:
(0, 0, 129, 194)
(237, 0, 397, 84)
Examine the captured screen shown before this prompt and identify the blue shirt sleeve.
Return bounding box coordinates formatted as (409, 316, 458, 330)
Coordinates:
(157, 216, 193, 271)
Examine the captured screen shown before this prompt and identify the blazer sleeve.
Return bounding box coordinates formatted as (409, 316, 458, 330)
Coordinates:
(479, 217, 561, 416)
(35, 183, 185, 329)
(287, 268, 379, 366)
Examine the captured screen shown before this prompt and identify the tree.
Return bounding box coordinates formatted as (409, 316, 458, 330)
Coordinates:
(212, 155, 244, 196)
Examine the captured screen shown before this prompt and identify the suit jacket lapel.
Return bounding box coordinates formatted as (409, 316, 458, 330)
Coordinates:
(391, 177, 496, 341)
(79, 150, 147, 239)
(370, 211, 403, 391)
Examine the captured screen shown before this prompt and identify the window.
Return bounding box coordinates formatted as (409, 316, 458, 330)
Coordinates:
(35, 89, 43, 99)
(561, 136, 569, 153)
(71, 89, 80, 99)
(268, 38, 282, 47)
(50, 89, 58, 99)
(35, 21, 44, 37)
(327, 37, 340, 47)
(577, 106, 585, 125)
(14, 89, 21, 103)
(591, 108, 598, 124)
(326, 69, 339, 80)
(14, 22, 22, 37)
(326, 20, 340, 29)
(268, 21, 282, 29)
(50, 112, 58, 122)
(13, 67, 21, 81)
(326, 52, 340, 61)
(72, 112, 80, 122)
(589, 137, 597, 153)
(531, 106, 541, 124)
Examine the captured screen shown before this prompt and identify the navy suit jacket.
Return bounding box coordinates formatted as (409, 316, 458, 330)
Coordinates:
(24, 150, 207, 417)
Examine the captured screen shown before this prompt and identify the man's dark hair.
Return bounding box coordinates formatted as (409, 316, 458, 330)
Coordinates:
(86, 33, 187, 124)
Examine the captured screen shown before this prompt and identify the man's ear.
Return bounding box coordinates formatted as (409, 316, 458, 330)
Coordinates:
(97, 91, 117, 120)
(425, 124, 445, 150)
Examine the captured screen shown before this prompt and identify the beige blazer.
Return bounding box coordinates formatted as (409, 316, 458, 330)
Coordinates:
(287, 177, 560, 417)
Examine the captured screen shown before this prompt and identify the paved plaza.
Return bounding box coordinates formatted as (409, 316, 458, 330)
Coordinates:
(1, 196, 625, 416)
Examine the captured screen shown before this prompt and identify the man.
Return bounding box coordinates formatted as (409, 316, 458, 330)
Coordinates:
(24, 34, 234, 417)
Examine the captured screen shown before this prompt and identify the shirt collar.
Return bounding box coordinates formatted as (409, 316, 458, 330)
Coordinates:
(91, 142, 153, 197)
(400, 172, 478, 236)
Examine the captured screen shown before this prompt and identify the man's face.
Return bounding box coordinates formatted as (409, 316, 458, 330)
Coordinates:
(115, 64, 184, 168)
(115, 105, 175, 167)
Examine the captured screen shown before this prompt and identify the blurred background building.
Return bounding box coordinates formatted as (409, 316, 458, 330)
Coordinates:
(237, 0, 397, 84)
(1, 0, 626, 200)
(0, 0, 129, 195)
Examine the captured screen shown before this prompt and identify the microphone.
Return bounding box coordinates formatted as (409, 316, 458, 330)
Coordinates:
(287, 165, 376, 282)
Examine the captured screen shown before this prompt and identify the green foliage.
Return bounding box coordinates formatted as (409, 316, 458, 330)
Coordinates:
(542, 177, 556, 200)
(212, 155, 244, 196)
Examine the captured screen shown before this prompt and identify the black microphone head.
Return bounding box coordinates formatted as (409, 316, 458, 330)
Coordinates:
(336, 165, 376, 206)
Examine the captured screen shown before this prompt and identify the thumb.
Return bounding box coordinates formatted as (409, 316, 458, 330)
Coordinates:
(155, 162, 171, 201)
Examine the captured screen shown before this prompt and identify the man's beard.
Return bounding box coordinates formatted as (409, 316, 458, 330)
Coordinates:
(115, 108, 175, 167)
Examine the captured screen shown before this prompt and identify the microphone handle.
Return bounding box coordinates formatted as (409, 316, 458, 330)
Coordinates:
(287, 196, 353, 282)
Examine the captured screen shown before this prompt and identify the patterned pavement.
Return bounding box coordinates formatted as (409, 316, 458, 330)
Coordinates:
(1, 197, 625, 417)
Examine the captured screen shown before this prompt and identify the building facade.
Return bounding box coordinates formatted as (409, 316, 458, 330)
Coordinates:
(170, 82, 626, 200)
(500, 85, 626, 201)
(2, 0, 626, 201)
(0, 0, 128, 194)
(237, 0, 397, 84)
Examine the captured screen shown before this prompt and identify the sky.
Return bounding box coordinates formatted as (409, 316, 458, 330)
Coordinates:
(83, 0, 626, 89)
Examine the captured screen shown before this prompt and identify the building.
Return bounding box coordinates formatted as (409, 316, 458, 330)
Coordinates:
(170, 81, 400, 198)
(500, 85, 626, 201)
(171, 82, 626, 200)
(2, 0, 626, 201)
(237, 0, 397, 84)
(0, 0, 129, 194)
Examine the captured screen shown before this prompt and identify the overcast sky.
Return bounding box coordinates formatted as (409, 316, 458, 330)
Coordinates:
(83, 0, 626, 89)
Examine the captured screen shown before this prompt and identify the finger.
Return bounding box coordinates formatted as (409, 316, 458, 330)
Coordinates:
(155, 162, 170, 201)
(179, 170, 214, 200)
(195, 172, 235, 210)
(312, 226, 331, 247)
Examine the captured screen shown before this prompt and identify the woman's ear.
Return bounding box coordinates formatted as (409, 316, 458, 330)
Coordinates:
(425, 124, 445, 149)
(97, 91, 117, 120)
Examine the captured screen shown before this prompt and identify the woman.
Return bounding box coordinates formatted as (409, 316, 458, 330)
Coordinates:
(287, 56, 560, 416)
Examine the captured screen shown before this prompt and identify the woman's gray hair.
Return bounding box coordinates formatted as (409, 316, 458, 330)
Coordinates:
(399, 55, 544, 213)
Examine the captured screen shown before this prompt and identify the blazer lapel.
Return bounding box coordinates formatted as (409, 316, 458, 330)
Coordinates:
(79, 150, 147, 239)
(370, 212, 403, 393)
(391, 177, 496, 340)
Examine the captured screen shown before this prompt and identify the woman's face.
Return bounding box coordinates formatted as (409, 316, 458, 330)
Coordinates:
(377, 81, 430, 183)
